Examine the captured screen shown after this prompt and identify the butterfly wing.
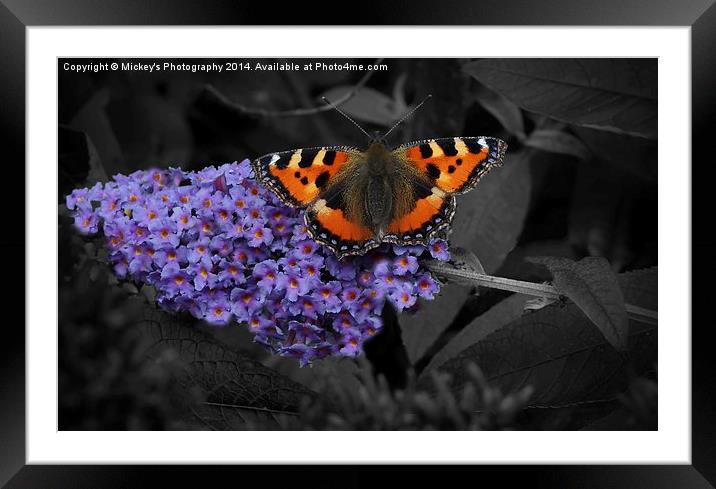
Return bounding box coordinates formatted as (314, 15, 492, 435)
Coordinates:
(381, 187, 457, 246)
(304, 176, 381, 258)
(252, 146, 362, 207)
(393, 136, 507, 195)
(253, 145, 379, 258)
(382, 137, 507, 245)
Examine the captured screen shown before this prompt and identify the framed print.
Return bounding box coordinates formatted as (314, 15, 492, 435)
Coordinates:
(1, 0, 713, 487)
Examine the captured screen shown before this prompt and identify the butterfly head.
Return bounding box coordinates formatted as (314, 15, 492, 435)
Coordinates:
(368, 130, 388, 147)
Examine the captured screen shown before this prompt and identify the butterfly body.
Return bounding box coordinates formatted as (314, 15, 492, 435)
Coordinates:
(252, 136, 507, 259)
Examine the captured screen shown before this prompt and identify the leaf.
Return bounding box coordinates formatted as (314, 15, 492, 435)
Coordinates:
(183, 402, 297, 431)
(528, 256, 629, 351)
(106, 93, 193, 169)
(69, 88, 126, 176)
(400, 284, 470, 365)
(426, 301, 656, 407)
(408, 59, 471, 138)
(424, 294, 528, 372)
(463, 59, 657, 139)
(523, 295, 559, 312)
(449, 150, 532, 274)
(567, 158, 628, 259)
(134, 298, 315, 429)
(58, 125, 109, 198)
(618, 267, 657, 311)
(524, 129, 590, 159)
(320, 86, 407, 126)
(400, 149, 532, 367)
(451, 247, 487, 276)
(473, 83, 526, 140)
(424, 266, 656, 374)
(573, 126, 657, 182)
(401, 248, 489, 365)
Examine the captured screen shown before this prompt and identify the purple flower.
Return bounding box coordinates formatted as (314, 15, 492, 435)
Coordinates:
(253, 260, 279, 291)
(295, 240, 318, 259)
(338, 328, 362, 357)
(325, 255, 357, 280)
(340, 286, 361, 306)
(192, 187, 217, 216)
(197, 218, 215, 238)
(246, 223, 273, 248)
(350, 294, 380, 322)
(65, 159, 450, 366)
(300, 256, 324, 283)
(73, 209, 99, 234)
(416, 273, 439, 299)
(191, 256, 218, 291)
(247, 313, 274, 334)
(160, 262, 193, 296)
(393, 244, 425, 256)
(133, 204, 167, 225)
(148, 218, 180, 248)
(172, 206, 196, 231)
(288, 296, 323, 320)
(244, 207, 265, 226)
(362, 316, 382, 338)
(280, 343, 315, 367)
(374, 260, 399, 290)
(217, 259, 245, 286)
(153, 246, 187, 268)
(66, 188, 92, 211)
(187, 238, 211, 263)
(119, 183, 145, 210)
(210, 235, 233, 258)
(229, 186, 249, 211)
(428, 238, 450, 261)
(213, 197, 233, 225)
(111, 254, 129, 278)
(128, 245, 154, 278)
(205, 298, 232, 325)
(287, 320, 323, 343)
(312, 281, 342, 313)
(276, 272, 310, 302)
(292, 223, 311, 242)
(230, 287, 265, 321)
(332, 313, 355, 331)
(388, 283, 417, 311)
(393, 254, 419, 276)
(99, 195, 121, 219)
(357, 270, 374, 287)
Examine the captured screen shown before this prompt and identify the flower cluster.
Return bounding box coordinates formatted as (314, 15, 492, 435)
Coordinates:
(66, 160, 449, 365)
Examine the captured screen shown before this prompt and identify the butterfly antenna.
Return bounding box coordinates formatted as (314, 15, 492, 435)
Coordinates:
(382, 94, 433, 139)
(321, 96, 372, 140)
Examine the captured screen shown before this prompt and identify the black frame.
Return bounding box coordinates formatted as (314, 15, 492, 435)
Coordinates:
(2, 1, 713, 487)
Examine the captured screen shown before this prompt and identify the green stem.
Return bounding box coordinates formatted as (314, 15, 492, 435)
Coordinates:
(427, 262, 657, 325)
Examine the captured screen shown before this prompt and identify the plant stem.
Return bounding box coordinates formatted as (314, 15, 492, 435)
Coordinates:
(427, 262, 657, 325)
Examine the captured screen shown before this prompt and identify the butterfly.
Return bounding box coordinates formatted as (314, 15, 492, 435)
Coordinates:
(251, 99, 507, 259)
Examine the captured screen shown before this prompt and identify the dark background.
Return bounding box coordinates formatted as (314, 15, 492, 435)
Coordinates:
(57, 57, 658, 431)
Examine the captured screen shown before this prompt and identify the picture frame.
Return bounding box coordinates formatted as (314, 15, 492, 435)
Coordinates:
(2, 0, 712, 486)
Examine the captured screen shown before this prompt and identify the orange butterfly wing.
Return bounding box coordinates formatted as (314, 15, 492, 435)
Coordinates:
(252, 146, 361, 207)
(253, 146, 380, 257)
(253, 137, 507, 256)
(394, 136, 507, 194)
(382, 137, 507, 245)
(304, 197, 380, 257)
(382, 184, 457, 246)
